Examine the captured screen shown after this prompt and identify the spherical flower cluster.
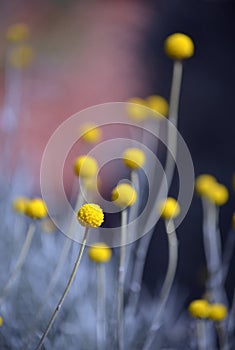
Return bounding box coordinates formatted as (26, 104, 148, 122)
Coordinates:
(12, 196, 29, 214)
(208, 303, 228, 322)
(188, 299, 210, 319)
(195, 174, 228, 206)
(164, 33, 194, 60)
(9, 45, 34, 69)
(111, 183, 137, 208)
(80, 123, 102, 144)
(146, 95, 169, 117)
(126, 97, 148, 122)
(122, 148, 145, 170)
(158, 197, 180, 220)
(6, 23, 30, 42)
(25, 198, 47, 219)
(126, 95, 168, 121)
(77, 204, 104, 228)
(195, 174, 217, 196)
(0, 316, 3, 327)
(74, 155, 98, 179)
(88, 243, 112, 263)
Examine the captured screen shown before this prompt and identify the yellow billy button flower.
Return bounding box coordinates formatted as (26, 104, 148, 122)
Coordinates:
(9, 45, 34, 69)
(146, 95, 169, 117)
(158, 197, 180, 220)
(126, 97, 148, 122)
(80, 123, 102, 144)
(88, 243, 112, 263)
(111, 183, 137, 208)
(205, 183, 229, 206)
(0, 316, 3, 327)
(195, 174, 217, 197)
(122, 148, 145, 170)
(25, 198, 47, 219)
(6, 23, 30, 42)
(12, 196, 29, 214)
(77, 204, 104, 228)
(208, 303, 228, 322)
(188, 299, 210, 319)
(74, 155, 98, 179)
(164, 33, 194, 60)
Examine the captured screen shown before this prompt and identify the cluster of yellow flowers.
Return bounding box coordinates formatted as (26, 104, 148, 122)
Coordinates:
(195, 174, 228, 206)
(12, 197, 47, 219)
(188, 299, 228, 322)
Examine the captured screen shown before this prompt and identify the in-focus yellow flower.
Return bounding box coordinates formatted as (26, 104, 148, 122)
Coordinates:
(74, 155, 98, 179)
(195, 174, 217, 197)
(188, 299, 210, 319)
(12, 196, 29, 214)
(164, 33, 194, 60)
(158, 197, 180, 220)
(88, 243, 112, 263)
(0, 316, 3, 327)
(80, 123, 102, 144)
(9, 45, 34, 69)
(6, 23, 30, 42)
(77, 204, 104, 228)
(111, 183, 137, 208)
(205, 183, 229, 206)
(146, 95, 169, 117)
(25, 198, 47, 219)
(126, 97, 148, 122)
(122, 148, 145, 170)
(208, 303, 227, 322)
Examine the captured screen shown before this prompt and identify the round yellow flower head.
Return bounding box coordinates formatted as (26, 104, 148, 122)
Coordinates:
(122, 148, 145, 170)
(164, 33, 194, 60)
(88, 243, 112, 263)
(112, 183, 137, 208)
(146, 95, 169, 117)
(195, 174, 217, 197)
(0, 316, 3, 327)
(12, 196, 29, 214)
(74, 155, 98, 179)
(25, 198, 47, 219)
(205, 183, 229, 206)
(9, 45, 34, 69)
(80, 123, 102, 144)
(158, 197, 180, 220)
(188, 299, 210, 319)
(77, 203, 104, 228)
(6, 23, 30, 42)
(208, 303, 227, 322)
(126, 97, 148, 122)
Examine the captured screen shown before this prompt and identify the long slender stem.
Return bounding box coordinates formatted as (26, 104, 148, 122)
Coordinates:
(96, 263, 106, 350)
(202, 199, 226, 303)
(127, 61, 183, 314)
(34, 227, 89, 350)
(37, 189, 85, 317)
(143, 220, 178, 350)
(196, 319, 207, 350)
(0, 222, 35, 307)
(117, 209, 127, 350)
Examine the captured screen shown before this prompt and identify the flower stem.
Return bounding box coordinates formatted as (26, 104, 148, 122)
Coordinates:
(34, 227, 89, 350)
(96, 263, 106, 350)
(0, 222, 35, 307)
(117, 209, 127, 350)
(143, 220, 178, 350)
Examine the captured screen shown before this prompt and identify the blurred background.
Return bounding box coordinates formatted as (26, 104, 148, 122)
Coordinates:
(0, 0, 234, 304)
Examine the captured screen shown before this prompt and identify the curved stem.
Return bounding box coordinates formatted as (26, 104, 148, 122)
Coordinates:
(0, 222, 35, 307)
(143, 220, 178, 350)
(37, 189, 85, 317)
(34, 227, 89, 350)
(117, 209, 127, 350)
